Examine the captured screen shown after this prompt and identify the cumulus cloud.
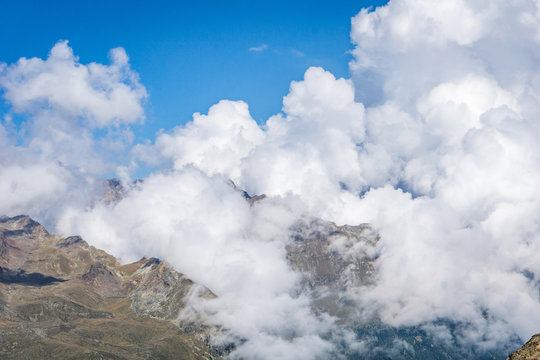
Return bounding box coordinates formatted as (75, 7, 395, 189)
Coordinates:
(345, 0, 540, 347)
(0, 40, 146, 127)
(135, 100, 264, 181)
(0, 41, 146, 228)
(240, 67, 366, 211)
(350, 0, 540, 107)
(0, 40, 146, 174)
(3, 0, 540, 358)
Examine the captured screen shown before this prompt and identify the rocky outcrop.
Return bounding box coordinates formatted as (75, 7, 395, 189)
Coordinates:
(286, 217, 379, 321)
(0, 215, 220, 359)
(507, 334, 540, 360)
(127, 257, 215, 323)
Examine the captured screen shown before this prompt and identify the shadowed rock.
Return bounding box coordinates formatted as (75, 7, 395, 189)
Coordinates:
(57, 235, 85, 248)
(0, 267, 66, 286)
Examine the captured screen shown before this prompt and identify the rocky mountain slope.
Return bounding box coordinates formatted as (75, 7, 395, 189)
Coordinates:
(285, 218, 524, 360)
(0, 215, 219, 359)
(507, 334, 540, 360)
(286, 217, 378, 321)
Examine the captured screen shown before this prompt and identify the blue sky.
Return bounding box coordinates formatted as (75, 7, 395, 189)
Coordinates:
(0, 0, 387, 142)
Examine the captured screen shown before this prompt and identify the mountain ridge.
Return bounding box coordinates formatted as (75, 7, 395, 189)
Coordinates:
(0, 214, 533, 359)
(0, 214, 221, 359)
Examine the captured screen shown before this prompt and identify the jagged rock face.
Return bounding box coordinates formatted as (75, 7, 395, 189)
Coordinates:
(507, 334, 540, 360)
(102, 178, 125, 204)
(127, 257, 215, 324)
(0, 215, 220, 360)
(286, 218, 378, 321)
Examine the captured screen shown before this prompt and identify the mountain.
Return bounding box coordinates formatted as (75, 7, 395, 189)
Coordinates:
(0, 215, 220, 359)
(285, 218, 515, 360)
(286, 217, 378, 321)
(0, 213, 530, 359)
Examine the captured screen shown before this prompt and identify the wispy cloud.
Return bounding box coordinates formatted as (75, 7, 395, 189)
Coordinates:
(249, 44, 268, 52)
(291, 49, 304, 57)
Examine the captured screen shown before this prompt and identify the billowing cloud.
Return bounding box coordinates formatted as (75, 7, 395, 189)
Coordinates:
(345, 0, 540, 347)
(136, 100, 264, 181)
(3, 0, 540, 358)
(350, 0, 540, 107)
(0, 41, 147, 228)
(57, 168, 339, 359)
(0, 40, 146, 127)
(240, 67, 366, 214)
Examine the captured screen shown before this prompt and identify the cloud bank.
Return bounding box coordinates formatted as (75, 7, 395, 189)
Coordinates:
(2, 0, 540, 358)
(0, 41, 146, 228)
(349, 0, 540, 346)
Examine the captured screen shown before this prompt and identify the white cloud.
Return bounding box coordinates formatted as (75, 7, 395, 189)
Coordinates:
(240, 67, 366, 211)
(136, 100, 264, 181)
(344, 0, 540, 347)
(0, 41, 146, 127)
(0, 41, 146, 175)
(249, 44, 269, 52)
(0, 41, 147, 228)
(349, 0, 540, 107)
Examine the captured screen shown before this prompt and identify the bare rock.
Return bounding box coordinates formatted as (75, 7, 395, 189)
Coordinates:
(287, 217, 379, 320)
(507, 334, 540, 360)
